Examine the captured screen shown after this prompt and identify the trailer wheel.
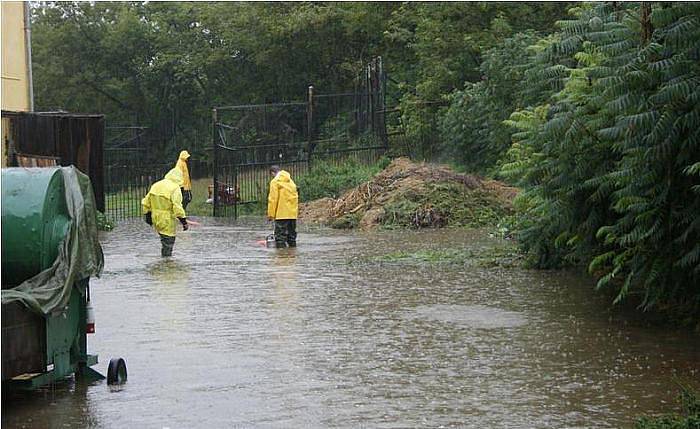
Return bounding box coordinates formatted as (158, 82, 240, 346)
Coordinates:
(107, 358, 127, 385)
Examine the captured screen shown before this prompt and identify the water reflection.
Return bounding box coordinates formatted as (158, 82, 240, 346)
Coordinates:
(2, 219, 698, 429)
(270, 248, 300, 306)
(146, 258, 191, 284)
(2, 380, 98, 429)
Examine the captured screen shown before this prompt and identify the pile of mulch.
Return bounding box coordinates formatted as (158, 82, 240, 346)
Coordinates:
(299, 157, 518, 229)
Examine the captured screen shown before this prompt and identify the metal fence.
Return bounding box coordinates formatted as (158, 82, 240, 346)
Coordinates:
(212, 101, 310, 217)
(213, 58, 388, 218)
(103, 126, 211, 222)
(103, 57, 391, 221)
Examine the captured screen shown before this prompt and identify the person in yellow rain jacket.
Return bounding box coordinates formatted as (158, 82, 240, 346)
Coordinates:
(142, 168, 189, 257)
(267, 165, 299, 247)
(175, 150, 192, 209)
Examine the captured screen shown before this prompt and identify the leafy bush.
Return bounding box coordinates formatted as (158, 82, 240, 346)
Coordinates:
(636, 384, 700, 429)
(498, 3, 700, 316)
(439, 32, 544, 175)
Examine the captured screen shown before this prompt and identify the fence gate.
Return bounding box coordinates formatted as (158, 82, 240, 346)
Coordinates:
(103, 125, 213, 222)
(103, 126, 171, 222)
(213, 57, 388, 218)
(212, 101, 309, 218)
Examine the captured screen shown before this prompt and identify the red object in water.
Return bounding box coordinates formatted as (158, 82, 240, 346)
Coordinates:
(208, 183, 240, 205)
(86, 301, 95, 334)
(186, 219, 201, 226)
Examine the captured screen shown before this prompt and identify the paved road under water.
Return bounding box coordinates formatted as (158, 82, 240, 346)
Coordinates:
(3, 218, 699, 428)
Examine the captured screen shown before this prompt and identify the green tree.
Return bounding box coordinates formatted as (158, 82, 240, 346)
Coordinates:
(383, 2, 570, 159)
(439, 32, 542, 173)
(31, 2, 401, 160)
(502, 2, 700, 316)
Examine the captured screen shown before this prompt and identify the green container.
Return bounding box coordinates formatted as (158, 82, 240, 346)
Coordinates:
(1, 168, 71, 286)
(1, 167, 103, 388)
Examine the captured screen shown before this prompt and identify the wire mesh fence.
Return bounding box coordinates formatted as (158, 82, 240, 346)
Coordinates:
(213, 58, 388, 218)
(103, 57, 392, 221)
(212, 101, 309, 217)
(103, 125, 212, 222)
(104, 162, 169, 221)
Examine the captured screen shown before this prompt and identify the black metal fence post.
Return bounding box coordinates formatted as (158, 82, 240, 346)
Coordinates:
(234, 163, 239, 219)
(212, 108, 219, 217)
(306, 84, 314, 168)
(206, 57, 391, 219)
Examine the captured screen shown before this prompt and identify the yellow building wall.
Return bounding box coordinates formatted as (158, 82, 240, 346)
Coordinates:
(2, 1, 32, 166)
(2, 1, 30, 112)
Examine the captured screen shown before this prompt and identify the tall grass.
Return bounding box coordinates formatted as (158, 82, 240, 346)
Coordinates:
(297, 157, 390, 202)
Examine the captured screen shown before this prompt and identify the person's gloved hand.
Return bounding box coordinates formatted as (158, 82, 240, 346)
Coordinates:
(144, 212, 152, 225)
(179, 217, 189, 231)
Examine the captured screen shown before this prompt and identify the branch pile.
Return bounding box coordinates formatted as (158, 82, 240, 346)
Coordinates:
(300, 158, 518, 229)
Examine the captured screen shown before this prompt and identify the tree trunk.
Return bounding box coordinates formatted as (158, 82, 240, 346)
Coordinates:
(640, 2, 653, 45)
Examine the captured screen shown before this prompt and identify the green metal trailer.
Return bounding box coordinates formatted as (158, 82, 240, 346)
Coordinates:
(1, 167, 124, 389)
(1, 282, 101, 389)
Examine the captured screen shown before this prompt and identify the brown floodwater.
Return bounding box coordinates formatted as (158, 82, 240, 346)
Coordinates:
(2, 218, 699, 428)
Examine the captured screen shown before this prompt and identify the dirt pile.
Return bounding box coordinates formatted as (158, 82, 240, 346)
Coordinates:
(299, 157, 518, 229)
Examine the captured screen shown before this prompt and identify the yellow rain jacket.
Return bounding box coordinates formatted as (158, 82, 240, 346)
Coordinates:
(267, 170, 298, 220)
(142, 168, 187, 237)
(175, 150, 191, 191)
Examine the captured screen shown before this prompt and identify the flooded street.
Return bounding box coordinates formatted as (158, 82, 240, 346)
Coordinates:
(3, 218, 699, 428)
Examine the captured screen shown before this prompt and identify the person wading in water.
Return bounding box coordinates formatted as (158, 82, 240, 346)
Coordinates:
(267, 165, 298, 247)
(175, 150, 192, 209)
(142, 168, 189, 256)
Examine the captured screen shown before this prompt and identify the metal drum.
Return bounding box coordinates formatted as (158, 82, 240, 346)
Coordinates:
(1, 167, 71, 287)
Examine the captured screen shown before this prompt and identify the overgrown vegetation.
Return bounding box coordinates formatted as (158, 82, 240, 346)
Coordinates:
(439, 31, 546, 174)
(30, 2, 569, 162)
(438, 3, 700, 320)
(300, 157, 516, 230)
(31, 2, 699, 319)
(372, 245, 522, 268)
(297, 157, 390, 202)
(381, 183, 509, 229)
(636, 384, 700, 429)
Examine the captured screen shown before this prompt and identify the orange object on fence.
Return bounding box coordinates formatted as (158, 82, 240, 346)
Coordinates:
(15, 153, 59, 167)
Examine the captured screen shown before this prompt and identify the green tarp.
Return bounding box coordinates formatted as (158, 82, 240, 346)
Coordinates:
(1, 167, 104, 315)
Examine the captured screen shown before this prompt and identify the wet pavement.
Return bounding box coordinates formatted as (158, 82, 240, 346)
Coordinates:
(3, 217, 699, 428)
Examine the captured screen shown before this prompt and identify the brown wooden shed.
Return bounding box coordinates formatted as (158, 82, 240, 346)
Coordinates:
(2, 111, 105, 211)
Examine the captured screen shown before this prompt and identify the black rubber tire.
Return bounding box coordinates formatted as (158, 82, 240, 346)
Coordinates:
(107, 358, 127, 385)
